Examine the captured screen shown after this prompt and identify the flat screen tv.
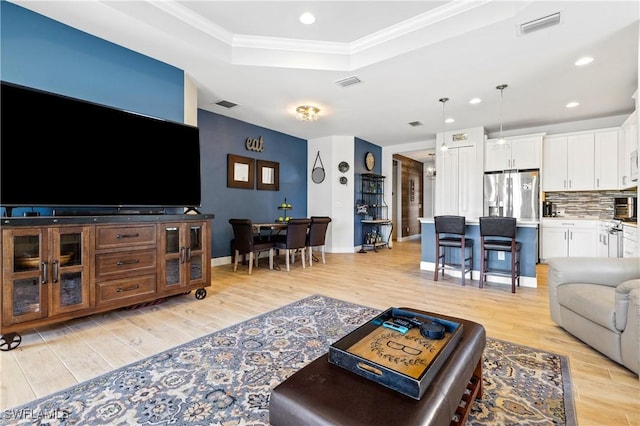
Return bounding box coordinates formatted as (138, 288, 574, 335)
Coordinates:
(1, 81, 201, 212)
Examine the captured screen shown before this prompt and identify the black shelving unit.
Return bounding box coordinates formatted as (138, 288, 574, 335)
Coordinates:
(358, 173, 392, 252)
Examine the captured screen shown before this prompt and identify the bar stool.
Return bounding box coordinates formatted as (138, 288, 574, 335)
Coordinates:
(434, 215, 473, 285)
(479, 216, 521, 293)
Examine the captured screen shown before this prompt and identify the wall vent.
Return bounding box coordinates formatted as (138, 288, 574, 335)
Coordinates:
(408, 121, 423, 127)
(519, 12, 561, 35)
(214, 100, 238, 109)
(334, 76, 362, 88)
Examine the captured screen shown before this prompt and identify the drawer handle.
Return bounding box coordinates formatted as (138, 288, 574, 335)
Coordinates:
(116, 233, 140, 239)
(116, 284, 140, 293)
(116, 259, 140, 266)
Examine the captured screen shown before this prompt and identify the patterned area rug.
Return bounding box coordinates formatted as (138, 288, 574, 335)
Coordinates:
(6, 295, 576, 425)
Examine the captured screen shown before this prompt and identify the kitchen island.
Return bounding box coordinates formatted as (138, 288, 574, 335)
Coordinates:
(419, 217, 539, 288)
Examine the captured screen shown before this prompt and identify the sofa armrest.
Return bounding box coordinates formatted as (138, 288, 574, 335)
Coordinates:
(547, 257, 640, 326)
(615, 279, 640, 331)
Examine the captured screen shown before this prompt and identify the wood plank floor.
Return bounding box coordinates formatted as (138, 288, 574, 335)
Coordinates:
(1, 240, 638, 425)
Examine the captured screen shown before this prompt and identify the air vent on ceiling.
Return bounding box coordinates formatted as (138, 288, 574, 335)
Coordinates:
(408, 121, 423, 127)
(334, 76, 362, 88)
(214, 100, 238, 109)
(519, 12, 561, 35)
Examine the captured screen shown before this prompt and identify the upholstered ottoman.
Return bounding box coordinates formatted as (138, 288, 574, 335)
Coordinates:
(269, 311, 486, 426)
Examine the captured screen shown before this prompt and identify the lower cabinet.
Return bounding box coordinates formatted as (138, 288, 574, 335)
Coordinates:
(541, 220, 597, 261)
(0, 214, 213, 350)
(623, 224, 639, 258)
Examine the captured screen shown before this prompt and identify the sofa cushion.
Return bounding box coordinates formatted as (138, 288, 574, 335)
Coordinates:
(557, 283, 616, 332)
(615, 279, 640, 332)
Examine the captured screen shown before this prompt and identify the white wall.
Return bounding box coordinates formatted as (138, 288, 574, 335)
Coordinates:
(307, 136, 355, 253)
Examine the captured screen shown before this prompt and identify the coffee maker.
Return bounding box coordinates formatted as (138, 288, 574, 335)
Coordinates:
(543, 201, 554, 217)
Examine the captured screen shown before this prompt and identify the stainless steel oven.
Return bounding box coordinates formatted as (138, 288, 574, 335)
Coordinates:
(606, 220, 624, 258)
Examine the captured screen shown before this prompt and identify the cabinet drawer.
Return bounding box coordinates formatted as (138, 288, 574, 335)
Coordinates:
(95, 249, 157, 279)
(96, 225, 156, 249)
(96, 275, 156, 305)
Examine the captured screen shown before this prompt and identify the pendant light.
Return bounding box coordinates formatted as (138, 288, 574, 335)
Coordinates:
(439, 97, 449, 151)
(496, 84, 508, 145)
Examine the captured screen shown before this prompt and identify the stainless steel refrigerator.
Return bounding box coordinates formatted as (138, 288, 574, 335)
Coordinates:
(483, 170, 539, 220)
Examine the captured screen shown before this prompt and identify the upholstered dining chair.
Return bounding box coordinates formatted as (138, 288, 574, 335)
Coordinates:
(434, 215, 473, 285)
(274, 218, 311, 271)
(229, 219, 274, 274)
(306, 216, 332, 266)
(479, 216, 521, 293)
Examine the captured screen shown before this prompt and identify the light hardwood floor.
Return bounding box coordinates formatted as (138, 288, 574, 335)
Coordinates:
(1, 240, 638, 425)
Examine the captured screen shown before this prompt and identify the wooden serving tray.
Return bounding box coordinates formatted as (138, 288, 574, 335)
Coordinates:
(328, 308, 463, 400)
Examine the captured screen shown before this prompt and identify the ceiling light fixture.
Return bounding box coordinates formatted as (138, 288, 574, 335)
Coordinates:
(299, 12, 316, 25)
(566, 101, 579, 108)
(296, 105, 320, 121)
(439, 97, 449, 152)
(469, 98, 482, 104)
(575, 56, 594, 66)
(496, 84, 508, 145)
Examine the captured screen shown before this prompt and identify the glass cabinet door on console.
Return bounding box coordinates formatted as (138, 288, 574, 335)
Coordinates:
(158, 221, 209, 292)
(1, 226, 91, 326)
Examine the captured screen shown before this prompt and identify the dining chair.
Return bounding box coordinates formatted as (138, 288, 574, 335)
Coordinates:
(479, 216, 521, 293)
(274, 218, 311, 271)
(306, 216, 332, 266)
(434, 215, 473, 285)
(229, 219, 274, 274)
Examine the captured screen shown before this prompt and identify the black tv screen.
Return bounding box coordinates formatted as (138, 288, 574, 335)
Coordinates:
(1, 81, 201, 209)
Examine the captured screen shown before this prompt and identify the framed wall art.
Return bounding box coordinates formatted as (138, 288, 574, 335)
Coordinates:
(227, 154, 255, 189)
(257, 160, 279, 191)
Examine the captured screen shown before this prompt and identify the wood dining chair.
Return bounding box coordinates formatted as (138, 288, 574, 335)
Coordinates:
(434, 215, 473, 285)
(479, 216, 521, 293)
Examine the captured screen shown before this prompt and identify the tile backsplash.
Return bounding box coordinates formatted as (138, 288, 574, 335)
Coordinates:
(544, 189, 637, 219)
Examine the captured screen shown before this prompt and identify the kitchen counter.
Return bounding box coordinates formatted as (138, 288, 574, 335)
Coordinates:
(418, 217, 539, 288)
(419, 217, 539, 227)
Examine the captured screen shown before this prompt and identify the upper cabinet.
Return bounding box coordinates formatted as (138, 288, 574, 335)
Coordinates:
(543, 133, 594, 191)
(484, 134, 543, 172)
(620, 111, 638, 189)
(542, 128, 620, 192)
(594, 129, 619, 190)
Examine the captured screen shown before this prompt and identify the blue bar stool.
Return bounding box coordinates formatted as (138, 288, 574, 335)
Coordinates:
(479, 216, 521, 293)
(434, 215, 473, 285)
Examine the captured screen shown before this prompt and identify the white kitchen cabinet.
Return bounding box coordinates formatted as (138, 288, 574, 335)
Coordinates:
(484, 134, 542, 172)
(597, 221, 610, 257)
(623, 224, 638, 258)
(619, 111, 638, 189)
(436, 145, 477, 217)
(541, 219, 597, 260)
(594, 129, 618, 190)
(543, 132, 595, 191)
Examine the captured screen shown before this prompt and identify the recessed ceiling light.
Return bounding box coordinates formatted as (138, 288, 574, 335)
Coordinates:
(445, 118, 455, 123)
(299, 12, 316, 25)
(575, 56, 594, 66)
(566, 101, 580, 108)
(469, 98, 482, 104)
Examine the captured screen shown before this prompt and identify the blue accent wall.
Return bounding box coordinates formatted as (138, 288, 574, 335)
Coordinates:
(1, 2, 310, 259)
(354, 138, 382, 246)
(198, 110, 307, 258)
(0, 2, 184, 121)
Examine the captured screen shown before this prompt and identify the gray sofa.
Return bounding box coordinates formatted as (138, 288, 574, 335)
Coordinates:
(548, 257, 640, 375)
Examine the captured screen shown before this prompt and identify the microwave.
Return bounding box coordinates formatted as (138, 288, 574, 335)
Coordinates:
(614, 196, 637, 220)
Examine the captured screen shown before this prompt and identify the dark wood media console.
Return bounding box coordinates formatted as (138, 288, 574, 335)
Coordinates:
(0, 214, 213, 350)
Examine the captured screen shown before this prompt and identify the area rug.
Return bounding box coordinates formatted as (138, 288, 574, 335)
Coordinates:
(6, 295, 576, 425)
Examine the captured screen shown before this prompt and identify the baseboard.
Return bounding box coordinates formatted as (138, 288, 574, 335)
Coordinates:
(420, 261, 538, 288)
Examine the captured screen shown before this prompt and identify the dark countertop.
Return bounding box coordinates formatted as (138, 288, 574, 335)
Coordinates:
(1, 213, 214, 227)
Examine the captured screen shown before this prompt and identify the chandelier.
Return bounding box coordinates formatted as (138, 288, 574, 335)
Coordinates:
(296, 105, 320, 121)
